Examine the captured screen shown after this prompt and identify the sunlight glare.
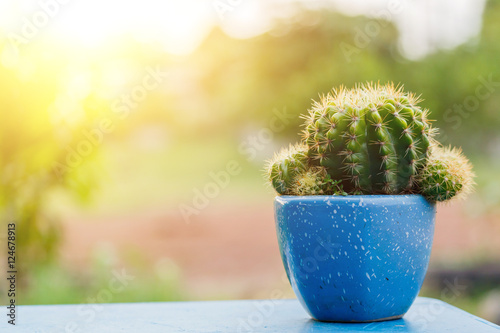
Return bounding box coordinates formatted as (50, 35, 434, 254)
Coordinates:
(41, 0, 213, 54)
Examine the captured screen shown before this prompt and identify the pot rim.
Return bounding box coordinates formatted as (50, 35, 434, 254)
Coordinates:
(275, 194, 430, 204)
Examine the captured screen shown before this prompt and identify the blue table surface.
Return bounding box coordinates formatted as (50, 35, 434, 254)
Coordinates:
(2, 297, 499, 332)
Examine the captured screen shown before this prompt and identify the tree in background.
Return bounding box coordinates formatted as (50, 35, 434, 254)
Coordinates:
(0, 41, 102, 271)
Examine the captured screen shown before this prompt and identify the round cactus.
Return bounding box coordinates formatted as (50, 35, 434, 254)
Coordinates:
(302, 83, 434, 194)
(266, 144, 309, 195)
(265, 82, 474, 201)
(418, 146, 475, 202)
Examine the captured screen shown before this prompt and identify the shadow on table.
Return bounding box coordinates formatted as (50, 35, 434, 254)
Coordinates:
(300, 318, 413, 332)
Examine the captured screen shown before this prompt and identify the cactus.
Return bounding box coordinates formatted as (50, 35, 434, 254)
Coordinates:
(302, 83, 434, 195)
(418, 146, 475, 202)
(265, 82, 474, 203)
(266, 144, 309, 195)
(291, 167, 348, 196)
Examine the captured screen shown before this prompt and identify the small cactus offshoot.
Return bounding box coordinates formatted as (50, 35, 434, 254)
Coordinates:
(266, 144, 309, 195)
(265, 82, 474, 203)
(418, 146, 475, 202)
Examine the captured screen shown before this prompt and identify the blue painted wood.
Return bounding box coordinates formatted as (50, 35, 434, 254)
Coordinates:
(1, 297, 499, 332)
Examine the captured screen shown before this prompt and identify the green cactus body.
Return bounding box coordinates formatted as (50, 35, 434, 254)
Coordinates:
(265, 82, 473, 202)
(419, 146, 474, 202)
(303, 83, 432, 194)
(267, 144, 309, 195)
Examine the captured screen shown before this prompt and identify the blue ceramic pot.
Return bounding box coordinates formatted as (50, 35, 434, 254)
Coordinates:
(274, 195, 436, 322)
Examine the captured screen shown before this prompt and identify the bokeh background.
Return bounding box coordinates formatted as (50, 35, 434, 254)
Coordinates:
(0, 0, 499, 324)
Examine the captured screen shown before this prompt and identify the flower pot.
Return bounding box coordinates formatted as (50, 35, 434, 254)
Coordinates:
(274, 194, 436, 322)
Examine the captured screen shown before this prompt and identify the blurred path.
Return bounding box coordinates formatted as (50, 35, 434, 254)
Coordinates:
(60, 201, 285, 298)
(60, 200, 500, 298)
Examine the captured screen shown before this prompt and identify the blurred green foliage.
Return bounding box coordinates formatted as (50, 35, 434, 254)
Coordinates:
(19, 247, 184, 305)
(190, 2, 500, 152)
(0, 42, 104, 268)
(1, 0, 500, 308)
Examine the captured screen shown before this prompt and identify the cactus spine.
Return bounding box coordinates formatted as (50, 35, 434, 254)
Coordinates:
(291, 167, 347, 196)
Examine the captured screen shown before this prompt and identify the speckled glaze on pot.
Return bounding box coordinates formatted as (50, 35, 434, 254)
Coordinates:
(274, 195, 436, 322)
